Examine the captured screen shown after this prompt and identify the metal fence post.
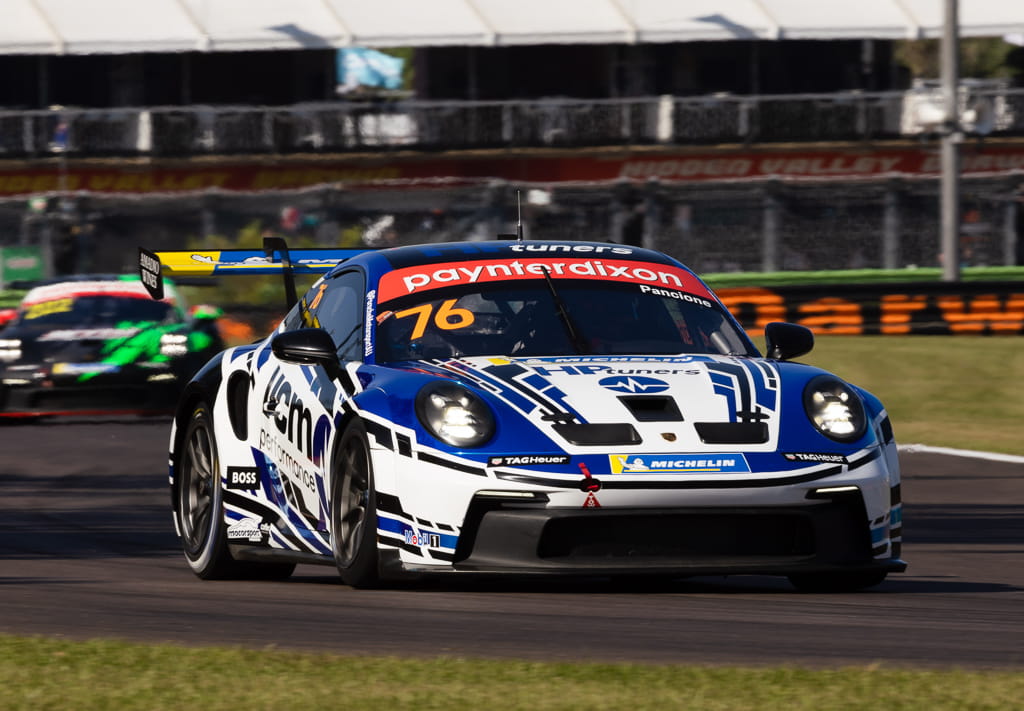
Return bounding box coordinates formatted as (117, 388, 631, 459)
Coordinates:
(856, 94, 867, 139)
(502, 104, 512, 144)
(657, 95, 674, 143)
(761, 185, 780, 272)
(738, 100, 750, 140)
(883, 181, 901, 269)
(262, 110, 274, 152)
(1004, 189, 1019, 266)
(940, 0, 961, 281)
(22, 114, 33, 154)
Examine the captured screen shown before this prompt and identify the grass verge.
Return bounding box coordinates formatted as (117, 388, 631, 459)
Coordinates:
(799, 335, 1024, 456)
(2, 635, 1023, 711)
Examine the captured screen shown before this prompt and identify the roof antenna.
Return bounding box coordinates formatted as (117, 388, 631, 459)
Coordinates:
(516, 189, 524, 243)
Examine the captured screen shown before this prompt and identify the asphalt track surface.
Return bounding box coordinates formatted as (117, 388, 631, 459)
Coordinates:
(1, 418, 1021, 669)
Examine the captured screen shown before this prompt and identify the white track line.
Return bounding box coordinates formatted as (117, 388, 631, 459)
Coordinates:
(898, 443, 1024, 465)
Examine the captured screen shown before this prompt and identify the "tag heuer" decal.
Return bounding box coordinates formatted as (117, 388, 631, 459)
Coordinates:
(488, 454, 571, 467)
(783, 452, 848, 464)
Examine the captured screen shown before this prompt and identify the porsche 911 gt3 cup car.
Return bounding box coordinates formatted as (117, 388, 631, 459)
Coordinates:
(0, 274, 222, 416)
(143, 238, 905, 591)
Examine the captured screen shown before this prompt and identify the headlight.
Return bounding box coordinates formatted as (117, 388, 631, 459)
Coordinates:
(160, 333, 189, 357)
(415, 382, 495, 448)
(0, 338, 22, 362)
(803, 375, 866, 442)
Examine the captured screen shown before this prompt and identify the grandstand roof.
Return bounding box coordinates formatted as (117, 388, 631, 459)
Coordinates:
(4, 0, 1023, 55)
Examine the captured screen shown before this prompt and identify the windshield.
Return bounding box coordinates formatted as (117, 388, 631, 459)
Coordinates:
(375, 280, 755, 362)
(18, 295, 177, 329)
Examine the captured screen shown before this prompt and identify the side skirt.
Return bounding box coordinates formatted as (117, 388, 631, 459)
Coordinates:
(229, 545, 334, 567)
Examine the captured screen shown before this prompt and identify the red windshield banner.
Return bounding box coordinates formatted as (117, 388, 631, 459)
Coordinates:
(377, 257, 713, 303)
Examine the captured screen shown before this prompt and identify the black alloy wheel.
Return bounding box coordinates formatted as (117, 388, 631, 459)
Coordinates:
(330, 420, 380, 588)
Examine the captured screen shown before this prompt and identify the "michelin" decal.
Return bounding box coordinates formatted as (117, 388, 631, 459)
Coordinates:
(609, 453, 751, 473)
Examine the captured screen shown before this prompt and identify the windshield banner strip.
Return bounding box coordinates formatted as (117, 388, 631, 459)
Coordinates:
(377, 258, 712, 303)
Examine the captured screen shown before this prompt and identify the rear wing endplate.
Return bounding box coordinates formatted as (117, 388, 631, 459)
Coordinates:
(139, 238, 367, 309)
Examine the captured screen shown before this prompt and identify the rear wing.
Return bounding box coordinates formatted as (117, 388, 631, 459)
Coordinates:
(139, 237, 368, 309)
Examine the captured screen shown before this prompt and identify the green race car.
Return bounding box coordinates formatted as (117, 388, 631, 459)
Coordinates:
(0, 275, 222, 417)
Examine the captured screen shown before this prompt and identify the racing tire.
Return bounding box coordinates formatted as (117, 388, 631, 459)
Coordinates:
(787, 570, 888, 593)
(177, 403, 295, 581)
(330, 420, 380, 588)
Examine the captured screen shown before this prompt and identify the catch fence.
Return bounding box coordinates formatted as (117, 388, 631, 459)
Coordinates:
(1, 175, 1019, 280)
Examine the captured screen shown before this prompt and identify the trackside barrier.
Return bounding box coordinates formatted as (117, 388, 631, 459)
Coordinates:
(718, 282, 1024, 335)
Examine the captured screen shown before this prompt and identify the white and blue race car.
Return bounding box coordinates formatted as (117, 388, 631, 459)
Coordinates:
(142, 237, 904, 591)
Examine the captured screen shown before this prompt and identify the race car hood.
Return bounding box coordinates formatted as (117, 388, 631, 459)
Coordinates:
(421, 354, 785, 454)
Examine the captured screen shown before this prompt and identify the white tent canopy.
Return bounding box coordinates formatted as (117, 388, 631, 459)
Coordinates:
(3, 0, 1024, 55)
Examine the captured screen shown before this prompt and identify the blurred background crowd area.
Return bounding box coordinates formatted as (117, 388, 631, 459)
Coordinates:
(2, 2, 1024, 292)
(3, 176, 1022, 279)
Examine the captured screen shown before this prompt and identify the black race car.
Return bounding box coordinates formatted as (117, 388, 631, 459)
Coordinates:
(0, 274, 222, 416)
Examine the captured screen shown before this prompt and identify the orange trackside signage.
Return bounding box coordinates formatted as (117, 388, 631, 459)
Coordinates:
(718, 283, 1024, 335)
(377, 257, 713, 304)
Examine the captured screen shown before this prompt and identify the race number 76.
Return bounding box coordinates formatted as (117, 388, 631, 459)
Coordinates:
(394, 299, 475, 339)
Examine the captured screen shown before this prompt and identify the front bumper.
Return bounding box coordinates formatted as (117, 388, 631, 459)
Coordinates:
(376, 436, 903, 578)
(433, 493, 905, 576)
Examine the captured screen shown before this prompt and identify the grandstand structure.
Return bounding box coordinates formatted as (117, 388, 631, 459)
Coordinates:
(1, 0, 1023, 277)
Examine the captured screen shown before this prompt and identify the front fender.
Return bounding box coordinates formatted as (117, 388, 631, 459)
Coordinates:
(169, 350, 229, 515)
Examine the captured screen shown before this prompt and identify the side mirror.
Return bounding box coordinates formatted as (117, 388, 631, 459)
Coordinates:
(271, 328, 341, 379)
(764, 322, 814, 361)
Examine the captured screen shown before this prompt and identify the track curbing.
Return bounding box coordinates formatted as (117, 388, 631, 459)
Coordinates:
(898, 443, 1024, 465)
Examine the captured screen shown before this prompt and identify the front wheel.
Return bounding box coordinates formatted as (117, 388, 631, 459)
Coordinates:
(330, 420, 380, 588)
(788, 570, 888, 593)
